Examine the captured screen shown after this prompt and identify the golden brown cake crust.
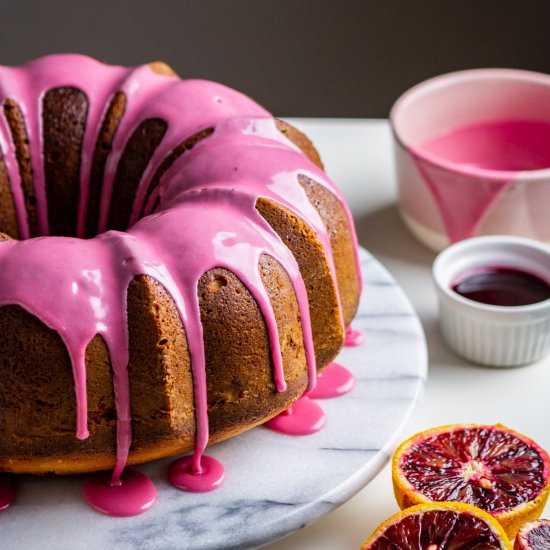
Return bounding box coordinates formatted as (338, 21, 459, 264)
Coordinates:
(148, 62, 178, 77)
(299, 175, 360, 326)
(0, 149, 18, 239)
(43, 87, 88, 237)
(3, 99, 37, 237)
(276, 119, 324, 170)
(86, 91, 127, 238)
(0, 257, 309, 474)
(107, 118, 167, 231)
(139, 127, 214, 218)
(256, 197, 344, 369)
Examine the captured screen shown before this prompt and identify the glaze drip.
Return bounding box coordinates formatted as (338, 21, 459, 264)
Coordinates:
(0, 476, 15, 512)
(0, 55, 361, 492)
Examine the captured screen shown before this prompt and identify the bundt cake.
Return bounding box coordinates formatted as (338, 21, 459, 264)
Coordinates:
(0, 54, 361, 478)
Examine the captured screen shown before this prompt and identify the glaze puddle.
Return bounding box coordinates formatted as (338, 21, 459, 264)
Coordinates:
(308, 362, 355, 399)
(0, 476, 15, 512)
(83, 469, 157, 517)
(264, 396, 325, 435)
(344, 325, 364, 347)
(168, 455, 225, 493)
(412, 119, 550, 242)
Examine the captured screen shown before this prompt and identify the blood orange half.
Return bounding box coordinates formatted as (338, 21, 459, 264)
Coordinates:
(361, 502, 512, 549)
(514, 519, 550, 549)
(392, 424, 550, 539)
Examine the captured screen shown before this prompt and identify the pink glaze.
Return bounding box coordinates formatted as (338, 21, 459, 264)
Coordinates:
(0, 55, 361, 499)
(83, 469, 157, 517)
(264, 396, 326, 435)
(344, 325, 364, 347)
(168, 455, 225, 493)
(0, 476, 15, 512)
(412, 120, 550, 243)
(421, 120, 550, 172)
(308, 362, 355, 399)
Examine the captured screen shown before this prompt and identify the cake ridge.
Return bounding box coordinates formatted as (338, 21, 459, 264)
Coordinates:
(0, 98, 28, 239)
(84, 91, 127, 238)
(133, 126, 215, 224)
(152, 117, 352, 329)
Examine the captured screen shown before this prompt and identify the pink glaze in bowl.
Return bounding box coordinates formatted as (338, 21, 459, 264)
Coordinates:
(390, 68, 550, 251)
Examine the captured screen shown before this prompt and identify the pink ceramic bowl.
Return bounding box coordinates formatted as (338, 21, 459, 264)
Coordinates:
(391, 69, 550, 252)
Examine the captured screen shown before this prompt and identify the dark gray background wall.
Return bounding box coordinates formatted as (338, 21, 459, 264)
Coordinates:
(1, 1, 549, 117)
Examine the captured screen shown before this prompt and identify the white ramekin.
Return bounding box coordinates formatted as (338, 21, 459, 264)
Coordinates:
(432, 236, 550, 367)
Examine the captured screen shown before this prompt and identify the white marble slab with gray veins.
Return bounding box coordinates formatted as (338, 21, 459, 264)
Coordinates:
(1, 248, 427, 550)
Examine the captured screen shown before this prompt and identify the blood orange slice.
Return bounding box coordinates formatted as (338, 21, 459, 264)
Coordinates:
(361, 502, 512, 549)
(392, 424, 550, 539)
(514, 519, 550, 549)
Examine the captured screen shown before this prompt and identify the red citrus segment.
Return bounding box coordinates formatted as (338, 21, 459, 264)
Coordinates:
(399, 426, 548, 513)
(515, 519, 550, 550)
(440, 511, 503, 548)
(373, 512, 421, 548)
(374, 510, 501, 549)
(361, 503, 511, 550)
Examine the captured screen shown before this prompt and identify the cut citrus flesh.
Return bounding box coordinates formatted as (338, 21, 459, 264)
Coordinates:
(361, 502, 512, 549)
(514, 519, 550, 550)
(392, 424, 550, 539)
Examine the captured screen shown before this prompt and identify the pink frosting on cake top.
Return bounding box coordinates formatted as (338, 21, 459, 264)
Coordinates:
(0, 54, 361, 483)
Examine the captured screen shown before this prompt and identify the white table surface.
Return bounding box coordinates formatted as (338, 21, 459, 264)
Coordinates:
(265, 118, 550, 549)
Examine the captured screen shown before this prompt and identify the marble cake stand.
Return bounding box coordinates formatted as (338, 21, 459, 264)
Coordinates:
(2, 248, 427, 550)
